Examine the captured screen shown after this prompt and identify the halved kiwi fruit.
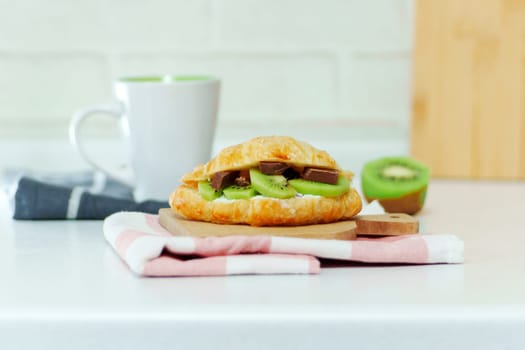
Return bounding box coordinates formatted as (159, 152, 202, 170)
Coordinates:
(361, 156, 430, 214)
(198, 181, 222, 201)
(223, 184, 257, 200)
(249, 169, 297, 199)
(289, 176, 349, 197)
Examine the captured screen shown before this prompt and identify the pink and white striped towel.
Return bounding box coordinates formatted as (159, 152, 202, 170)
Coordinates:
(103, 212, 464, 277)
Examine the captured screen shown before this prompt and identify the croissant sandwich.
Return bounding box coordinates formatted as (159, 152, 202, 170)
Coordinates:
(169, 136, 362, 226)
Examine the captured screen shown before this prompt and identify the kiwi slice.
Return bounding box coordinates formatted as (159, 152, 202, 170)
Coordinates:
(380, 165, 417, 180)
(249, 168, 297, 199)
(361, 156, 430, 214)
(198, 181, 222, 201)
(223, 185, 257, 200)
(289, 176, 350, 197)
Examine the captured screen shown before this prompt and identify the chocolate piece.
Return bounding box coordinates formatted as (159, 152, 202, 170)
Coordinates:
(259, 161, 289, 175)
(302, 167, 339, 185)
(234, 170, 251, 186)
(211, 171, 239, 191)
(283, 167, 300, 180)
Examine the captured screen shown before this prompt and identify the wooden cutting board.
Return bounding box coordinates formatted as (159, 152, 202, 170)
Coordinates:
(158, 209, 419, 240)
(411, 0, 525, 179)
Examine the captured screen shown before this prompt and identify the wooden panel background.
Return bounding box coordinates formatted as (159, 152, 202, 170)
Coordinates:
(411, 0, 525, 179)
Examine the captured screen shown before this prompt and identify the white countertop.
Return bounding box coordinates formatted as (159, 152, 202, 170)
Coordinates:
(1, 179, 525, 349)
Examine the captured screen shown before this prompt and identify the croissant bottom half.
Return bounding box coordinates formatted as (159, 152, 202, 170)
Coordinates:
(170, 185, 362, 226)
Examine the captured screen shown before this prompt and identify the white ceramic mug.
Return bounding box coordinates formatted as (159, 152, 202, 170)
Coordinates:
(70, 75, 220, 202)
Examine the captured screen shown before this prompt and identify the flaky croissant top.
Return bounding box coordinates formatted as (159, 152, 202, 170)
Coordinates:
(170, 136, 362, 226)
(181, 136, 341, 185)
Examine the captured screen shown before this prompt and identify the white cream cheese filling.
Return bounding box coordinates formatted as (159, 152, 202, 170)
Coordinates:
(213, 193, 322, 203)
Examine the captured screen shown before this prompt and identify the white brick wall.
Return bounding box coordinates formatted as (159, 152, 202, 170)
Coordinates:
(104, 0, 212, 50)
(344, 52, 412, 123)
(0, 53, 110, 125)
(0, 0, 413, 139)
(112, 52, 337, 121)
(217, 0, 412, 51)
(0, 0, 106, 50)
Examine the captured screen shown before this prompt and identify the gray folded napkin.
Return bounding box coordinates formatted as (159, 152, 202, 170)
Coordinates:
(2, 170, 168, 220)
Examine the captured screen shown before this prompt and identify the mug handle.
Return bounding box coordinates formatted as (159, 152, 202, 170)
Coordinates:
(69, 104, 134, 186)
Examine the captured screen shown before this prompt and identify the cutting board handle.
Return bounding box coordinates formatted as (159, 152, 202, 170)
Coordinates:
(158, 209, 419, 240)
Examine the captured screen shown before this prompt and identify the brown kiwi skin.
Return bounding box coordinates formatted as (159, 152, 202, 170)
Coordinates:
(365, 186, 427, 215)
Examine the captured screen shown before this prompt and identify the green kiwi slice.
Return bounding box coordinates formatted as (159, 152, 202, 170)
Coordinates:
(249, 168, 297, 199)
(223, 185, 257, 200)
(380, 164, 418, 180)
(361, 156, 430, 214)
(198, 181, 222, 201)
(289, 176, 350, 197)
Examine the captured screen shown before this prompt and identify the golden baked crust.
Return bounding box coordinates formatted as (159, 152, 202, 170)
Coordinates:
(170, 185, 362, 226)
(181, 136, 341, 185)
(170, 135, 362, 226)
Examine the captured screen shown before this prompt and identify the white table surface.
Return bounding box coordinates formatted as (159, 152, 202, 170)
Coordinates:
(1, 179, 525, 350)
